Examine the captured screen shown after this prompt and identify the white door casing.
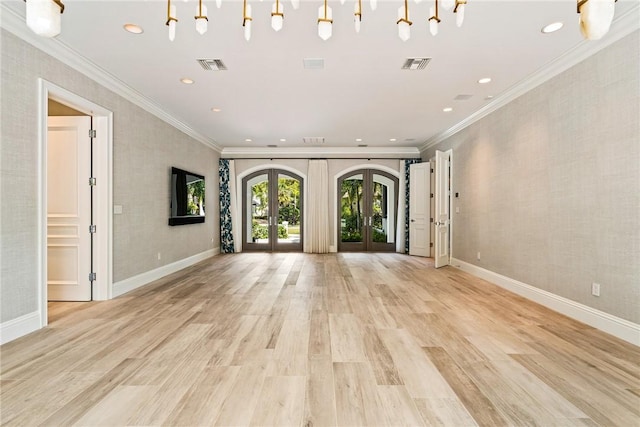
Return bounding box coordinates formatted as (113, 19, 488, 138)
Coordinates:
(47, 116, 92, 301)
(434, 150, 451, 268)
(409, 162, 430, 257)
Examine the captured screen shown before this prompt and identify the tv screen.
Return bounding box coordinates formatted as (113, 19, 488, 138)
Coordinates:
(169, 167, 205, 226)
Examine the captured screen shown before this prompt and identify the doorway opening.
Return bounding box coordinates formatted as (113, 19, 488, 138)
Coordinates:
(242, 169, 303, 252)
(337, 169, 399, 252)
(39, 79, 113, 326)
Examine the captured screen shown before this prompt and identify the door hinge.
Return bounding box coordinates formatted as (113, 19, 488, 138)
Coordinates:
(89, 129, 97, 138)
(430, 193, 434, 198)
(430, 168, 434, 173)
(89, 177, 97, 186)
(430, 218, 434, 223)
(89, 225, 97, 233)
(89, 272, 97, 282)
(430, 242, 434, 247)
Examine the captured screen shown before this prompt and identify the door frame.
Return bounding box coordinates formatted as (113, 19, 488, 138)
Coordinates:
(237, 164, 306, 252)
(38, 79, 113, 326)
(334, 164, 400, 252)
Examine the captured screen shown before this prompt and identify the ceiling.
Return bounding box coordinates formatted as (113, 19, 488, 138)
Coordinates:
(2, 0, 637, 154)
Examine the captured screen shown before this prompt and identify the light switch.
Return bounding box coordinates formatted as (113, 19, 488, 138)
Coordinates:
(455, 206, 460, 214)
(114, 205, 123, 214)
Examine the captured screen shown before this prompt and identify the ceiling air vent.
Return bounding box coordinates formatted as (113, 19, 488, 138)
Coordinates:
(454, 94, 473, 100)
(402, 58, 431, 70)
(197, 59, 227, 71)
(303, 137, 325, 144)
(303, 58, 325, 70)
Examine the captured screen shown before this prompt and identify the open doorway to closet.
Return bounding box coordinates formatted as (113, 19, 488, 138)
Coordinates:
(40, 79, 113, 327)
(242, 169, 303, 252)
(47, 100, 93, 301)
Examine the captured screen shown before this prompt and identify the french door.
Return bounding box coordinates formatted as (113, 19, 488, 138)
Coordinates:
(242, 169, 303, 252)
(338, 169, 398, 252)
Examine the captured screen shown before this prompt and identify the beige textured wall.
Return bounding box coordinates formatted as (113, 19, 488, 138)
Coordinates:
(424, 31, 640, 323)
(0, 30, 220, 322)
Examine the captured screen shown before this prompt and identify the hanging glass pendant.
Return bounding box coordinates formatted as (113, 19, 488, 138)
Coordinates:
(271, 0, 284, 31)
(195, 1, 208, 35)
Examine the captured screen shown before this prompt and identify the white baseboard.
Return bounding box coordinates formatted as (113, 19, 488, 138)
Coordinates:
(113, 248, 219, 298)
(451, 258, 640, 346)
(0, 310, 42, 345)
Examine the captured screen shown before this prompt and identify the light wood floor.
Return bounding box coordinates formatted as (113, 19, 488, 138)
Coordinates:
(1, 253, 639, 426)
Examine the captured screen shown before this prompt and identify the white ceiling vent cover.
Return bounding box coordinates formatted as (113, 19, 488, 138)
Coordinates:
(454, 94, 474, 100)
(402, 58, 431, 70)
(197, 59, 227, 71)
(303, 137, 325, 144)
(303, 58, 325, 70)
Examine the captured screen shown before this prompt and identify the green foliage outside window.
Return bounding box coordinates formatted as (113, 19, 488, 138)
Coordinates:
(252, 220, 289, 240)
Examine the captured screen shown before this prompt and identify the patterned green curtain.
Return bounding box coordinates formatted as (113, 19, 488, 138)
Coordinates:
(219, 159, 235, 253)
(404, 158, 421, 253)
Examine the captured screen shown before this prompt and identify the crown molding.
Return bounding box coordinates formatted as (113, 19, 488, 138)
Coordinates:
(221, 146, 421, 159)
(420, 3, 640, 154)
(0, 4, 222, 153)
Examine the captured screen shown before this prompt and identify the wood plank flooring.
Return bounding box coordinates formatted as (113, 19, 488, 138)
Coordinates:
(1, 253, 639, 426)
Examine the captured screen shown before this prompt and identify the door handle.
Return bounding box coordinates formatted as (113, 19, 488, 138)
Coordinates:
(268, 216, 272, 226)
(410, 219, 415, 223)
(369, 217, 373, 226)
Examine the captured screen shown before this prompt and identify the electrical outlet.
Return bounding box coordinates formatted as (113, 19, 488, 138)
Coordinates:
(591, 282, 600, 297)
(157, 252, 161, 261)
(477, 251, 481, 261)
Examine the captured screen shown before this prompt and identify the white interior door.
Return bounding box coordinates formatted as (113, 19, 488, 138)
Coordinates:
(409, 162, 430, 257)
(434, 150, 451, 268)
(47, 116, 92, 301)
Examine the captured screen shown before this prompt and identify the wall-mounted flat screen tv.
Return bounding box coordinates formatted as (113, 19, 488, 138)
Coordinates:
(169, 167, 205, 226)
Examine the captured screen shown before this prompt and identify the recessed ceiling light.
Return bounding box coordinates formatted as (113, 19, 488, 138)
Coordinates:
(478, 77, 492, 84)
(211, 108, 221, 112)
(485, 95, 494, 100)
(279, 138, 286, 142)
(541, 22, 564, 34)
(180, 78, 194, 84)
(123, 24, 143, 34)
(245, 138, 253, 142)
(443, 107, 453, 112)
(356, 138, 363, 142)
(389, 138, 397, 142)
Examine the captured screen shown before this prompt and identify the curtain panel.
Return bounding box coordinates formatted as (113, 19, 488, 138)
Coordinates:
(304, 159, 330, 253)
(404, 158, 421, 253)
(219, 159, 235, 253)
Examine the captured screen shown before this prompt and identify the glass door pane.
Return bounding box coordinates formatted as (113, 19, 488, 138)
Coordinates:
(246, 173, 270, 248)
(276, 174, 302, 247)
(371, 173, 397, 251)
(337, 170, 398, 252)
(339, 173, 365, 250)
(243, 169, 304, 252)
